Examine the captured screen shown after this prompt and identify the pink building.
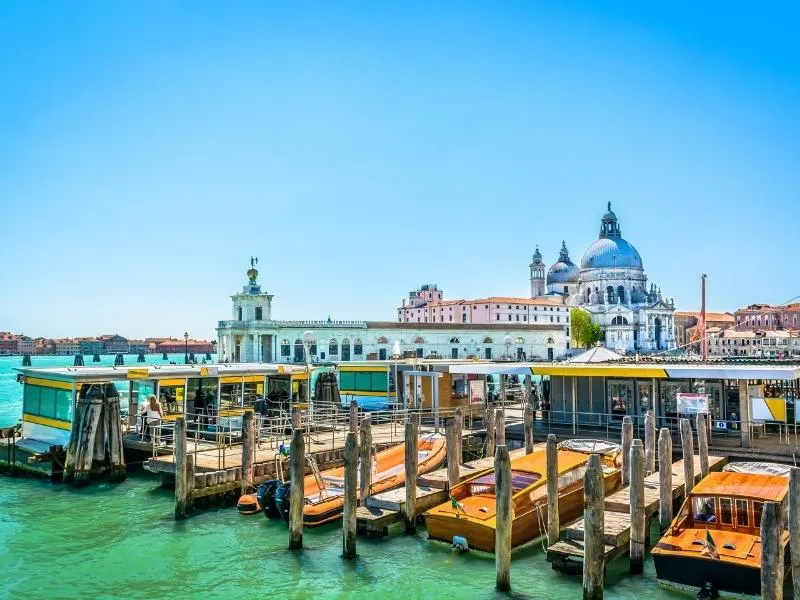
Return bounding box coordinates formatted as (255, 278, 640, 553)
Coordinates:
(398, 284, 569, 327)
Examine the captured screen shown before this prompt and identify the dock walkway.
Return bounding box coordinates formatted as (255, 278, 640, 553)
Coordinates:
(546, 454, 728, 571)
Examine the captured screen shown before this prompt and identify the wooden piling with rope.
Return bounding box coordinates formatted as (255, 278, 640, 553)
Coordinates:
(485, 407, 495, 459)
(445, 416, 459, 489)
(495, 407, 505, 446)
(546, 433, 559, 546)
(524, 404, 534, 454)
(621, 416, 633, 487)
(657, 427, 673, 532)
(404, 413, 419, 533)
(241, 410, 255, 495)
(644, 410, 655, 474)
(174, 416, 193, 519)
(342, 431, 358, 559)
(582, 453, 605, 600)
(359, 415, 373, 504)
(288, 428, 305, 550)
(495, 444, 512, 592)
(629, 439, 645, 574)
(679, 418, 695, 495)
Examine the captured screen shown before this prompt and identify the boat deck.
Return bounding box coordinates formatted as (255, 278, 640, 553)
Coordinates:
(547, 454, 729, 572)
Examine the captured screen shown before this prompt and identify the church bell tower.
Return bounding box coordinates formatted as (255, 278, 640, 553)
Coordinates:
(529, 247, 546, 298)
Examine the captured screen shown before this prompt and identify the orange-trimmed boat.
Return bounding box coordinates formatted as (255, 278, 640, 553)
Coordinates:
(424, 439, 622, 553)
(265, 433, 446, 527)
(652, 462, 791, 599)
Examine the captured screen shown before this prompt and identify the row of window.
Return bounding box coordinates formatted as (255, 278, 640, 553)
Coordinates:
(339, 371, 392, 392)
(23, 384, 72, 422)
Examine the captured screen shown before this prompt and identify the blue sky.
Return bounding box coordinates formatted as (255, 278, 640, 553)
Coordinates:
(1, 1, 798, 339)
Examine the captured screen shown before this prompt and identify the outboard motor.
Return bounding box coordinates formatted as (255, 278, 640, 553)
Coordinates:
(257, 480, 282, 519)
(273, 482, 292, 523)
(696, 579, 719, 599)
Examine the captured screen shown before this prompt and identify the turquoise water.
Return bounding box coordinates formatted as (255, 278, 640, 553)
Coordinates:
(0, 356, 685, 599)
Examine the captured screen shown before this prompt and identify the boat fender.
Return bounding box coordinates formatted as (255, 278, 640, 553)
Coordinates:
(273, 482, 292, 523)
(257, 480, 282, 519)
(452, 536, 469, 553)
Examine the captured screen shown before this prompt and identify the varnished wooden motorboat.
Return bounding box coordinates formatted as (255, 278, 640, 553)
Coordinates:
(423, 439, 622, 552)
(265, 433, 446, 527)
(652, 463, 791, 599)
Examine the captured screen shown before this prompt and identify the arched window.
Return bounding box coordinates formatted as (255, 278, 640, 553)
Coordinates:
(449, 337, 460, 344)
(414, 336, 425, 344)
(376, 336, 388, 344)
(515, 337, 524, 344)
(546, 337, 554, 344)
(483, 337, 493, 344)
(617, 286, 625, 304)
(341, 338, 351, 360)
(611, 316, 629, 325)
(329, 338, 338, 356)
(294, 339, 304, 362)
(353, 338, 363, 355)
(606, 286, 615, 303)
(280, 338, 290, 357)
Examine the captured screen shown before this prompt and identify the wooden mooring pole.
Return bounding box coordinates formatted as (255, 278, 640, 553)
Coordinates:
(404, 413, 419, 533)
(348, 401, 358, 434)
(583, 453, 605, 600)
(495, 407, 505, 446)
(241, 410, 255, 495)
(679, 418, 695, 495)
(342, 431, 358, 559)
(546, 433, 559, 546)
(644, 410, 656, 474)
(621, 416, 633, 487)
(657, 427, 673, 532)
(789, 467, 800, 599)
(174, 416, 194, 519)
(760, 501, 783, 600)
(485, 407, 495, 459)
(288, 428, 305, 550)
(446, 416, 459, 488)
(495, 445, 512, 592)
(629, 439, 645, 574)
(359, 415, 372, 504)
(524, 404, 534, 454)
(696, 412, 709, 479)
(454, 407, 463, 466)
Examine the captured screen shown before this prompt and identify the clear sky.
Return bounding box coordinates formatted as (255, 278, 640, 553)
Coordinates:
(1, 1, 798, 340)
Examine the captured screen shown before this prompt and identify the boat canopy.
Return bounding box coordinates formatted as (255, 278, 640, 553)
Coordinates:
(723, 462, 792, 478)
(558, 439, 621, 457)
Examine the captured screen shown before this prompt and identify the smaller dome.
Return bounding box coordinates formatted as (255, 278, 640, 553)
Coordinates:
(547, 241, 579, 285)
(530, 245, 544, 268)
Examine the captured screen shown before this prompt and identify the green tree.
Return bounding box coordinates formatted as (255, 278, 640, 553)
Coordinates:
(570, 308, 603, 349)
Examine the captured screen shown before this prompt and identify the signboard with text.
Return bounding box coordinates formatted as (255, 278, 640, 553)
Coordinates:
(676, 392, 708, 414)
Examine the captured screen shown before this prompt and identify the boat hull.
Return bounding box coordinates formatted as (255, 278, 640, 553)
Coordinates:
(653, 553, 761, 599)
(426, 468, 621, 553)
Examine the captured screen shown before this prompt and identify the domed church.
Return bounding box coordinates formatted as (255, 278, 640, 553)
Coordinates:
(532, 203, 676, 353)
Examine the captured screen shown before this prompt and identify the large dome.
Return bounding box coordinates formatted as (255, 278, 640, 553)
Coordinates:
(580, 202, 643, 270)
(580, 237, 643, 269)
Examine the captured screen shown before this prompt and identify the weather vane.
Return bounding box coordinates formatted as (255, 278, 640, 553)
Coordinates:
(250, 256, 258, 268)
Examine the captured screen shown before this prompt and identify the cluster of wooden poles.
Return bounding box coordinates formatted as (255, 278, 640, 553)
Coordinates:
(171, 403, 800, 599)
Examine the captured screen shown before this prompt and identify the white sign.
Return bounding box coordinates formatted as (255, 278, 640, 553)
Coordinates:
(469, 380, 485, 405)
(676, 393, 708, 414)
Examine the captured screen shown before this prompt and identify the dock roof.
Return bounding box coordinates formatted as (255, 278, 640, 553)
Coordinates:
(15, 363, 307, 383)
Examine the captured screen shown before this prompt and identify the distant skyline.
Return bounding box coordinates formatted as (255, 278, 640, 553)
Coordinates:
(2, 2, 798, 339)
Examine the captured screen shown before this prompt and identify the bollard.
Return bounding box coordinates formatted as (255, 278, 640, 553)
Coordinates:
(696, 413, 709, 479)
(546, 433, 559, 546)
(644, 410, 656, 474)
(524, 404, 534, 454)
(404, 413, 420, 533)
(679, 419, 695, 495)
(288, 428, 305, 550)
(495, 445, 512, 592)
(583, 454, 605, 600)
(657, 427, 673, 532)
(760, 501, 783, 600)
(241, 411, 255, 495)
(485, 407, 496, 459)
(629, 439, 645, 574)
(342, 431, 358, 559)
(359, 415, 373, 503)
(621, 416, 633, 486)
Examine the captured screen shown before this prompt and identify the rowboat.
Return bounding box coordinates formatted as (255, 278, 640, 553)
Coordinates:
(261, 433, 446, 527)
(423, 439, 622, 552)
(652, 462, 791, 599)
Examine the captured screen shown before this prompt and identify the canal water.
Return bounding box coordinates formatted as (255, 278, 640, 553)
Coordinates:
(0, 356, 684, 599)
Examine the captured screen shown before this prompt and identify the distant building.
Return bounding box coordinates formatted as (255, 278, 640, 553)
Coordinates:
(674, 311, 735, 351)
(98, 334, 128, 353)
(78, 338, 104, 355)
(54, 339, 80, 355)
(127, 340, 149, 354)
(734, 303, 800, 331)
(708, 329, 800, 358)
(0, 332, 20, 355)
(218, 260, 568, 363)
(34, 338, 55, 355)
(156, 339, 214, 354)
(18, 337, 34, 355)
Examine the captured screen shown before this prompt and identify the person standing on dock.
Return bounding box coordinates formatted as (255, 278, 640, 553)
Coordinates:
(146, 395, 165, 446)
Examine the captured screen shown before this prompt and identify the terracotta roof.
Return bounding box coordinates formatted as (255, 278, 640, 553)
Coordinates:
(674, 311, 735, 322)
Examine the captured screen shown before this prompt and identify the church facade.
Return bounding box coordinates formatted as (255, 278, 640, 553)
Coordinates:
(531, 204, 676, 353)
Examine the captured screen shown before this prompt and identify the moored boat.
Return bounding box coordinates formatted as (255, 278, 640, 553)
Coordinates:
(652, 462, 791, 599)
(423, 439, 622, 553)
(263, 433, 446, 527)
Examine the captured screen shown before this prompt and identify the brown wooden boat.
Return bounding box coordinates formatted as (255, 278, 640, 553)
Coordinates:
(424, 440, 622, 553)
(652, 463, 790, 599)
